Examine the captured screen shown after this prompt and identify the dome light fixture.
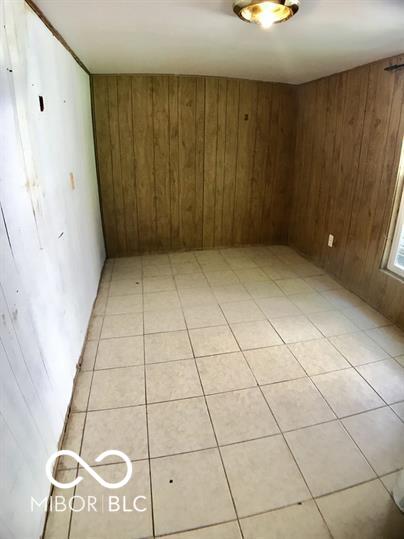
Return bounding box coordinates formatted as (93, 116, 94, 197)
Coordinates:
(233, 0, 299, 29)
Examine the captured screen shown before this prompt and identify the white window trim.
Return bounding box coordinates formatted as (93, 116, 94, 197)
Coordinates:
(386, 137, 404, 279)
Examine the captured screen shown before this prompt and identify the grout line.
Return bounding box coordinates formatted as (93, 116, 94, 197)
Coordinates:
(141, 271, 156, 538)
(173, 271, 245, 538)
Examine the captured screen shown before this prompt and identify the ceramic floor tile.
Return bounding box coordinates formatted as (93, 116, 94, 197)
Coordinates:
(101, 313, 143, 339)
(309, 310, 359, 337)
(329, 331, 389, 366)
(144, 308, 186, 334)
(244, 345, 306, 385)
(394, 355, 404, 367)
(189, 325, 239, 357)
(357, 359, 404, 404)
(293, 261, 324, 277)
(106, 294, 143, 315)
(151, 448, 236, 536)
(143, 290, 181, 311)
(262, 264, 297, 280)
(316, 479, 403, 539)
(342, 304, 390, 330)
(95, 336, 144, 369)
(285, 421, 375, 497)
(342, 407, 404, 475)
(234, 268, 268, 283)
(380, 470, 401, 495)
(142, 253, 170, 265)
(87, 315, 103, 341)
(146, 359, 203, 403)
(304, 275, 342, 292)
(312, 369, 384, 417)
(321, 289, 364, 310)
(148, 397, 216, 457)
(243, 280, 284, 299)
(220, 300, 265, 323)
(391, 401, 404, 421)
(88, 366, 145, 410)
(81, 406, 148, 465)
(59, 413, 85, 469)
(212, 284, 251, 303)
(80, 340, 98, 371)
(204, 270, 240, 286)
(206, 388, 279, 445)
(288, 338, 349, 375)
(263, 377, 335, 431)
(172, 262, 201, 275)
(271, 315, 322, 344)
(70, 460, 152, 539)
(231, 320, 282, 350)
(93, 293, 107, 315)
(142, 263, 173, 278)
(275, 278, 315, 295)
(196, 352, 256, 394)
(289, 292, 334, 314)
(44, 469, 76, 539)
(183, 304, 227, 329)
(169, 252, 197, 264)
(142, 276, 176, 293)
(256, 296, 301, 320)
(179, 286, 217, 307)
(366, 326, 404, 356)
(221, 436, 310, 517)
(240, 500, 331, 539)
(195, 251, 227, 264)
(175, 272, 208, 289)
(159, 522, 242, 539)
(71, 371, 92, 412)
(145, 330, 193, 364)
(109, 278, 142, 296)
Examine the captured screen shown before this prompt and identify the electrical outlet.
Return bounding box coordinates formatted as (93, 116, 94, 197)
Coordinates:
(328, 234, 334, 248)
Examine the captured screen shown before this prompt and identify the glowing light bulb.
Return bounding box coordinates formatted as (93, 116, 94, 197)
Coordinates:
(258, 4, 277, 29)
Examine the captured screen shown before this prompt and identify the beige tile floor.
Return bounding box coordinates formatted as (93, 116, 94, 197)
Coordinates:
(45, 245, 404, 539)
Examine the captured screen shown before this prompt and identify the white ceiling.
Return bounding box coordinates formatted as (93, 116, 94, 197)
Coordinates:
(35, 0, 404, 84)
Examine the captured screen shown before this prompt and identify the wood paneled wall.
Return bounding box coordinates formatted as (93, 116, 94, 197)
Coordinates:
(92, 75, 296, 256)
(290, 54, 404, 329)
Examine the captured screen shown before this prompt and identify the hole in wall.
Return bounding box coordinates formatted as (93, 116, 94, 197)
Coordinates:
(39, 95, 44, 112)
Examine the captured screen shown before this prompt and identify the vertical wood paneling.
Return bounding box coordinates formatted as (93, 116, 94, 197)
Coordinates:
(222, 79, 240, 246)
(214, 78, 227, 246)
(203, 77, 218, 248)
(178, 77, 197, 250)
(152, 76, 171, 250)
(168, 76, 180, 250)
(92, 74, 295, 255)
(117, 76, 138, 252)
(290, 55, 404, 330)
(107, 76, 126, 254)
(92, 76, 117, 255)
(132, 76, 156, 251)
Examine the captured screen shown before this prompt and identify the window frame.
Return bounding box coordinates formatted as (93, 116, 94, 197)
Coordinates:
(386, 136, 404, 279)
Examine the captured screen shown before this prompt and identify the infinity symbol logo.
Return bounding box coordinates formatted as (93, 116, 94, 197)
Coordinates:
(46, 450, 133, 490)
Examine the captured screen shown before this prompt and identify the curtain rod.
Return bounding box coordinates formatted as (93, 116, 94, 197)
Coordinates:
(384, 63, 404, 72)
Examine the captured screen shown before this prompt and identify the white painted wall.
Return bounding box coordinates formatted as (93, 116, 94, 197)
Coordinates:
(0, 1, 105, 537)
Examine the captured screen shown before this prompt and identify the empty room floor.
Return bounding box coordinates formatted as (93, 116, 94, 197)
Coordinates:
(45, 245, 404, 539)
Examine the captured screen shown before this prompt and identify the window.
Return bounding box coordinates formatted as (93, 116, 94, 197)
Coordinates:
(387, 137, 404, 279)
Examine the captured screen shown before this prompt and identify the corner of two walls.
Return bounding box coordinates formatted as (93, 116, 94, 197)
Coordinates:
(289, 53, 404, 330)
(91, 74, 297, 257)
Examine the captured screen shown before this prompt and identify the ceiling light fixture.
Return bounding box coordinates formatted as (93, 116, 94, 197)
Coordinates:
(233, 0, 299, 29)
